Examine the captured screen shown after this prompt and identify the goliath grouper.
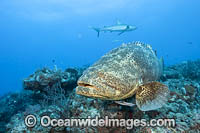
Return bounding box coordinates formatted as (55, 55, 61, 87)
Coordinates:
(76, 42, 169, 111)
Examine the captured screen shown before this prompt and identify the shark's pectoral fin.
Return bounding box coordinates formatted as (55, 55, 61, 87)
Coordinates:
(118, 31, 125, 35)
(136, 81, 169, 111)
(118, 26, 129, 35)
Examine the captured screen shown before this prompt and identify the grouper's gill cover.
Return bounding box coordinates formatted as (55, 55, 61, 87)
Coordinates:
(76, 42, 169, 111)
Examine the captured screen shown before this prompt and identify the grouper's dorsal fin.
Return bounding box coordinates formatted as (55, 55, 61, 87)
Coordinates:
(159, 57, 164, 77)
(135, 81, 169, 111)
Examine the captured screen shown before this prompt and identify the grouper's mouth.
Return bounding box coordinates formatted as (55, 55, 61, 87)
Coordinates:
(77, 82, 96, 89)
(76, 81, 108, 99)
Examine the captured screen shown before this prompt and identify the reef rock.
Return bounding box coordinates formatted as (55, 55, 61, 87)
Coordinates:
(23, 67, 85, 93)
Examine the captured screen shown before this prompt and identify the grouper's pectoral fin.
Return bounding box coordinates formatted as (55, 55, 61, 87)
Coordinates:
(136, 81, 169, 111)
(115, 101, 135, 107)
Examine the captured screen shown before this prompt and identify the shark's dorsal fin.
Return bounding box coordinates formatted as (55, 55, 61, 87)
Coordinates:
(116, 20, 121, 25)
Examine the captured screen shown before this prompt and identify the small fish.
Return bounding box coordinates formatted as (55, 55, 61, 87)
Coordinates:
(90, 21, 137, 37)
(187, 42, 193, 45)
(112, 40, 122, 43)
(52, 59, 55, 63)
(78, 33, 83, 39)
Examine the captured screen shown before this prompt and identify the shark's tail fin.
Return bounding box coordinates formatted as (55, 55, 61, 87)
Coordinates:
(89, 26, 100, 37)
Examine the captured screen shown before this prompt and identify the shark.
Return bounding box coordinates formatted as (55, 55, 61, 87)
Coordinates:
(90, 21, 137, 37)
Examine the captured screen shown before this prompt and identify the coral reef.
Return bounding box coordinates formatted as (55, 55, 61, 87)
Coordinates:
(23, 67, 85, 93)
(0, 91, 41, 132)
(165, 59, 200, 81)
(0, 59, 200, 132)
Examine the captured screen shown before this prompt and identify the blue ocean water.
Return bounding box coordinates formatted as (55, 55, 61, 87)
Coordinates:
(0, 0, 199, 95)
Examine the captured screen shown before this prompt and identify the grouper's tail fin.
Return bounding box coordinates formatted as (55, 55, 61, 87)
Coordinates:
(89, 26, 100, 37)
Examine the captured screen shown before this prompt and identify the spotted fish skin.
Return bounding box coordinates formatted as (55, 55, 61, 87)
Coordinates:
(76, 42, 163, 101)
